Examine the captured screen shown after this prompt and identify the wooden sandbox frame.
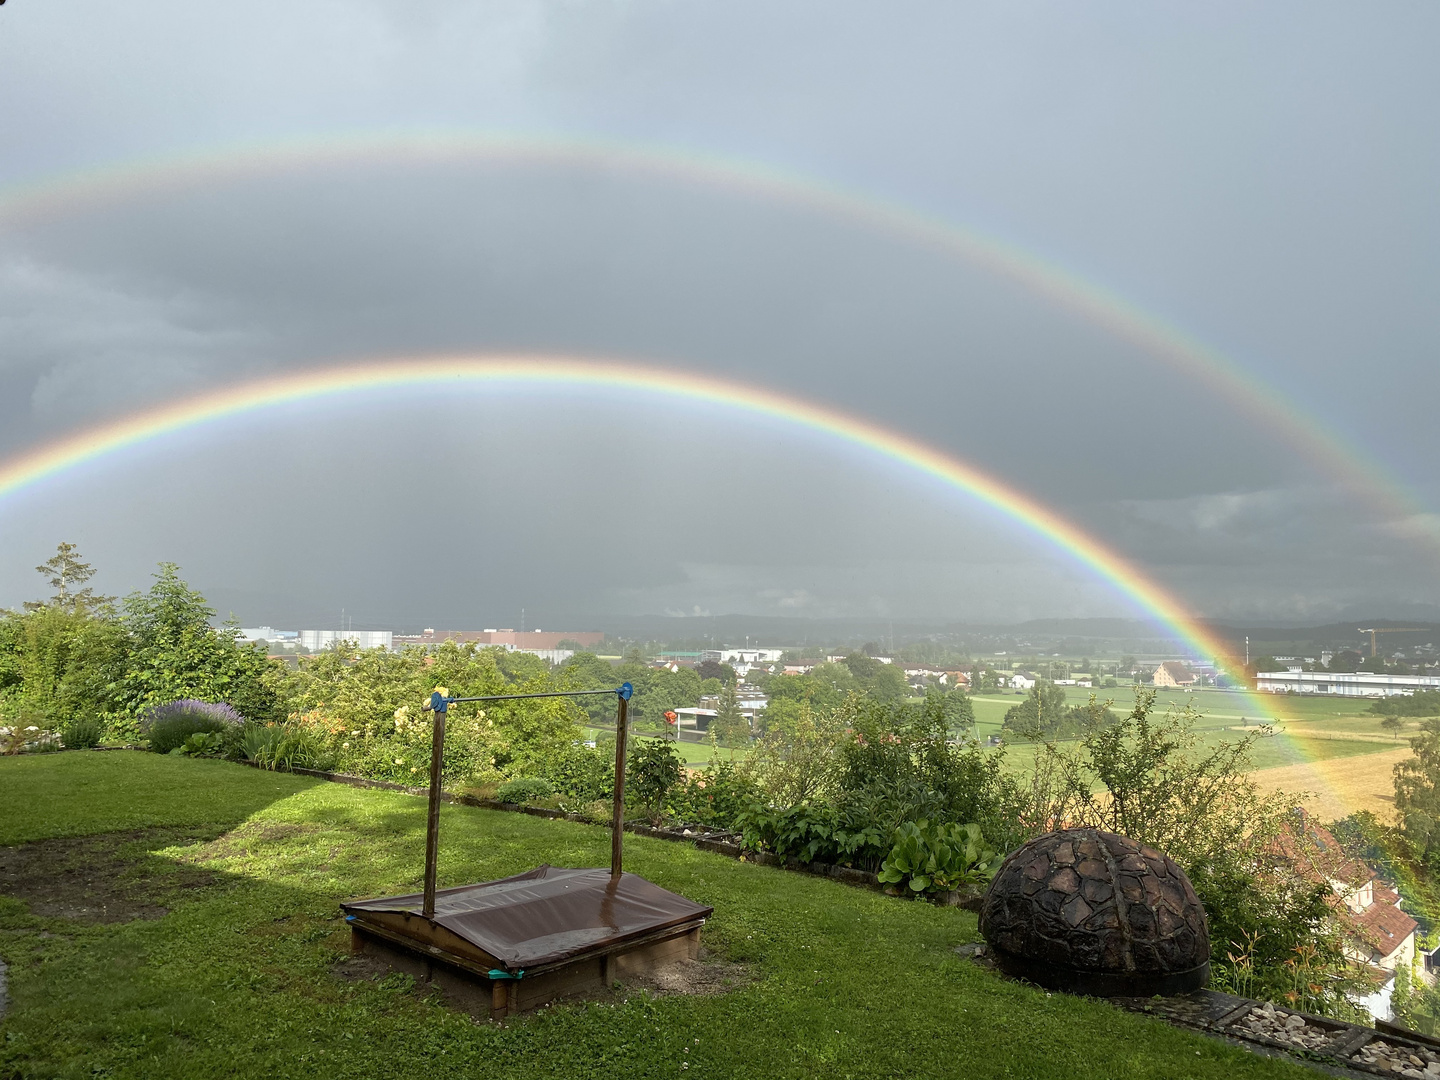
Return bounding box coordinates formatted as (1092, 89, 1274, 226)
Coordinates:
(340, 684, 712, 1019)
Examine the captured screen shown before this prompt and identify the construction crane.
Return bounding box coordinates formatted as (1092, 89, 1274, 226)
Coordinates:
(1357, 627, 1429, 659)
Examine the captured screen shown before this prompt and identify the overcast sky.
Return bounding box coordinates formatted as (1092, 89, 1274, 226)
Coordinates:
(0, 2, 1436, 629)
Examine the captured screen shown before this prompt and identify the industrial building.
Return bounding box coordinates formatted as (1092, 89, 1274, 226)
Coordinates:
(299, 629, 394, 651)
(1255, 670, 1440, 698)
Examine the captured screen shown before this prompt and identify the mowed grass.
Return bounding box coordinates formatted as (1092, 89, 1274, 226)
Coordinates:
(0, 753, 1314, 1080)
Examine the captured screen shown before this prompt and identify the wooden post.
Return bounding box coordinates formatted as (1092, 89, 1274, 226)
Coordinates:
(611, 690, 628, 878)
(422, 694, 447, 918)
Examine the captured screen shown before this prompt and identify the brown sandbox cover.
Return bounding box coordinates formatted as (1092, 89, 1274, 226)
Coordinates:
(342, 866, 712, 972)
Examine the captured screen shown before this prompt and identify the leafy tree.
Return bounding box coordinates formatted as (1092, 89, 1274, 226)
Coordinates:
(696, 660, 735, 685)
(927, 685, 974, 734)
(748, 698, 848, 805)
(119, 563, 280, 725)
(969, 666, 1000, 693)
(1327, 650, 1363, 674)
(1395, 717, 1440, 867)
(1, 545, 128, 733)
(764, 667, 854, 712)
(1001, 681, 1101, 740)
(1371, 690, 1440, 718)
(0, 604, 129, 731)
(837, 652, 907, 702)
(712, 680, 749, 750)
(561, 651, 617, 686)
(1381, 715, 1406, 740)
(23, 542, 111, 613)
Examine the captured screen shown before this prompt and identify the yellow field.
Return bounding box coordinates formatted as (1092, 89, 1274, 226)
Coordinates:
(1248, 745, 1409, 824)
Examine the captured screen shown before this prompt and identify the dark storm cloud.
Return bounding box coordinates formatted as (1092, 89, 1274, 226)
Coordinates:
(0, 1, 1436, 626)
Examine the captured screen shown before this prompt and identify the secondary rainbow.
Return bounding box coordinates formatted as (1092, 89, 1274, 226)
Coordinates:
(0, 354, 1275, 709)
(1, 130, 1432, 558)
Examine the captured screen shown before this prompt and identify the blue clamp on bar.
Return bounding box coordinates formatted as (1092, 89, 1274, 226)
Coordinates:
(618, 682, 633, 701)
(429, 690, 449, 714)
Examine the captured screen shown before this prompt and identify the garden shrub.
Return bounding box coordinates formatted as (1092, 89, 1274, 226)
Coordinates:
(240, 724, 281, 764)
(245, 723, 331, 771)
(496, 777, 557, 804)
(59, 715, 104, 749)
(833, 694, 1026, 849)
(172, 730, 227, 757)
(735, 800, 888, 868)
(143, 699, 243, 755)
(627, 738, 683, 822)
(513, 739, 613, 804)
(668, 759, 764, 829)
(877, 820, 1000, 894)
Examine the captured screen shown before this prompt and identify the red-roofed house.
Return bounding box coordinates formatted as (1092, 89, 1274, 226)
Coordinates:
(1283, 811, 1419, 1020)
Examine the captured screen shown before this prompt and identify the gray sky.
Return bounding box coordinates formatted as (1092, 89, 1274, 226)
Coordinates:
(0, 2, 1436, 629)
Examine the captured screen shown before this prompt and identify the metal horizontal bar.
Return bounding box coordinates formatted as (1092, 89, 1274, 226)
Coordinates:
(443, 688, 622, 704)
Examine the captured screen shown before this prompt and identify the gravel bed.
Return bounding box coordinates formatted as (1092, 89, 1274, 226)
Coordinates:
(1353, 1038, 1440, 1077)
(1230, 1001, 1337, 1053)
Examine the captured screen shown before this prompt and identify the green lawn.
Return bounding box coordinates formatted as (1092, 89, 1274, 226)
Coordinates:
(0, 752, 1312, 1080)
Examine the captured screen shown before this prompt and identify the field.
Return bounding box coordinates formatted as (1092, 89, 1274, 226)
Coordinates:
(969, 685, 1419, 820)
(0, 752, 1315, 1080)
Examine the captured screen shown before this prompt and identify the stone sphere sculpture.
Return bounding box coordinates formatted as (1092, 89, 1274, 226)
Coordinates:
(978, 827, 1209, 996)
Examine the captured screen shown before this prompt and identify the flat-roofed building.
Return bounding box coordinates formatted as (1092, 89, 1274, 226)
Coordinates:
(299, 629, 393, 651)
(1256, 670, 1440, 698)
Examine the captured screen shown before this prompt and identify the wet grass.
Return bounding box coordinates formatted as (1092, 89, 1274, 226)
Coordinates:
(0, 752, 1320, 1080)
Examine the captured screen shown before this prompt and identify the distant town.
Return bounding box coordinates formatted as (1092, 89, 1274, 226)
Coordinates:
(237, 624, 1440, 701)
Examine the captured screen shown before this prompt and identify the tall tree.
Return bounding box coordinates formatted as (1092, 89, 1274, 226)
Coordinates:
(1395, 717, 1440, 866)
(120, 563, 280, 723)
(712, 679, 749, 751)
(24, 542, 111, 613)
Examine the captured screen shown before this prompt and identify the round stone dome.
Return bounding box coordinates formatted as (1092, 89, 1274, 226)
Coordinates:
(978, 827, 1209, 996)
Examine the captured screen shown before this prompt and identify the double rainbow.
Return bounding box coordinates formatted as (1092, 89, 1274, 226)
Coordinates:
(1, 129, 1431, 559)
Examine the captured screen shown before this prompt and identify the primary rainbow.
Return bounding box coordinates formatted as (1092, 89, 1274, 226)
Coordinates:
(0, 354, 1274, 708)
(1, 130, 1433, 558)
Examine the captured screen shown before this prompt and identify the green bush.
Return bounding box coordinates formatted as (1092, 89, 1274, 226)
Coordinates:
(668, 759, 764, 829)
(627, 738, 683, 822)
(496, 777, 557, 803)
(877, 820, 999, 894)
(240, 724, 281, 764)
(516, 740, 613, 803)
(143, 700, 243, 754)
(171, 730, 227, 757)
(59, 715, 104, 750)
(243, 724, 329, 772)
(735, 801, 888, 868)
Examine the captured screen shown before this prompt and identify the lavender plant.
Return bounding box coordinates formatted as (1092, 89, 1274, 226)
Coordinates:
(142, 699, 243, 755)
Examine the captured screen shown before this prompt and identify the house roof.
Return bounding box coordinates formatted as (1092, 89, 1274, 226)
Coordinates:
(1354, 902, 1419, 959)
(1156, 661, 1196, 683)
(1277, 810, 1417, 960)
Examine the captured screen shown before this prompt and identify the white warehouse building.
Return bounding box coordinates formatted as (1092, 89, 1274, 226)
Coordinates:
(1256, 670, 1440, 698)
(299, 629, 394, 651)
